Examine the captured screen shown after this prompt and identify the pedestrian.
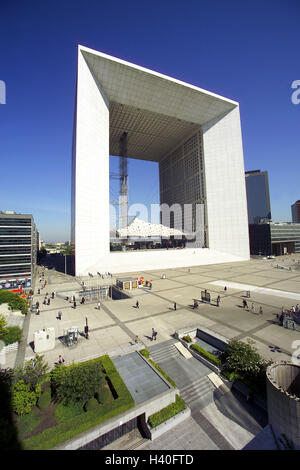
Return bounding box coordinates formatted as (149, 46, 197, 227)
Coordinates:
(47, 298, 50, 306)
(174, 302, 177, 311)
(73, 300, 76, 309)
(43, 297, 47, 305)
(242, 299, 246, 309)
(217, 295, 220, 307)
(36, 308, 40, 315)
(36, 301, 39, 308)
(37, 288, 40, 295)
(259, 306, 263, 315)
(135, 335, 139, 343)
(224, 286, 227, 292)
(58, 311, 62, 320)
(136, 300, 139, 309)
(97, 301, 101, 310)
(151, 328, 155, 340)
(153, 330, 157, 340)
(250, 303, 254, 313)
(193, 299, 198, 309)
(51, 292, 55, 299)
(279, 313, 284, 326)
(58, 354, 65, 364)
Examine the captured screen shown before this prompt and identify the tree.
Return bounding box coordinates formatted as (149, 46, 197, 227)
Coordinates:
(13, 354, 49, 390)
(0, 326, 23, 345)
(223, 339, 266, 377)
(51, 361, 105, 404)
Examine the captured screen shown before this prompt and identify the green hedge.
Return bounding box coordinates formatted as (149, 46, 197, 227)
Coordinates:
(23, 355, 135, 450)
(190, 344, 221, 367)
(139, 349, 150, 359)
(96, 386, 111, 404)
(0, 326, 23, 345)
(182, 335, 192, 343)
(84, 397, 99, 412)
(0, 290, 28, 314)
(149, 359, 176, 388)
(148, 394, 186, 428)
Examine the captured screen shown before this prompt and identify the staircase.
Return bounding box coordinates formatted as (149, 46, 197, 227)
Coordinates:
(179, 376, 215, 409)
(149, 341, 181, 363)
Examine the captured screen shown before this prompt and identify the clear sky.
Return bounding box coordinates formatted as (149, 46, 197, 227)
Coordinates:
(0, 0, 299, 242)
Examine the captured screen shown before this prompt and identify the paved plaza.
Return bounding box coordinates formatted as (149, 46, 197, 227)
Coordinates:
(4, 254, 300, 369)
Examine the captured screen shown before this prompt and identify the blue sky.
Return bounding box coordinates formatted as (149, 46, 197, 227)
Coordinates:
(0, 0, 299, 242)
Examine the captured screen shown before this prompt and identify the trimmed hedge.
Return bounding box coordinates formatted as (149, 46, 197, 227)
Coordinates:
(84, 397, 99, 412)
(190, 344, 221, 367)
(23, 355, 135, 450)
(96, 386, 111, 404)
(148, 394, 186, 428)
(182, 335, 192, 343)
(37, 387, 51, 409)
(149, 359, 177, 388)
(139, 349, 150, 359)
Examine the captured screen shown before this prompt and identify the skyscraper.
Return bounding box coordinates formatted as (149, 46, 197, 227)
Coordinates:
(291, 200, 300, 223)
(245, 170, 271, 224)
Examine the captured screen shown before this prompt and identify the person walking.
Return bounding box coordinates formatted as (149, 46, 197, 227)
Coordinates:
(151, 328, 155, 340)
(73, 300, 76, 309)
(36, 301, 39, 308)
(217, 295, 220, 307)
(136, 300, 139, 309)
(135, 335, 139, 343)
(47, 298, 50, 306)
(259, 306, 263, 315)
(36, 308, 40, 315)
(51, 292, 55, 299)
(224, 286, 227, 292)
(174, 302, 177, 311)
(153, 330, 157, 340)
(97, 301, 101, 310)
(250, 303, 254, 314)
(58, 311, 62, 320)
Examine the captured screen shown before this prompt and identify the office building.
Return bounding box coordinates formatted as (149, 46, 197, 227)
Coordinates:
(245, 170, 271, 224)
(291, 200, 300, 223)
(0, 211, 38, 289)
(72, 45, 250, 275)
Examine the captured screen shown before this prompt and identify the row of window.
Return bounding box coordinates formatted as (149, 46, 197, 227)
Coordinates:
(0, 218, 31, 226)
(0, 228, 31, 235)
(0, 256, 31, 265)
(0, 238, 31, 245)
(0, 265, 31, 275)
(0, 247, 31, 254)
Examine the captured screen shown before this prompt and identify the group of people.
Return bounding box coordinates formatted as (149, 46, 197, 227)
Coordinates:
(242, 299, 263, 315)
(276, 305, 299, 330)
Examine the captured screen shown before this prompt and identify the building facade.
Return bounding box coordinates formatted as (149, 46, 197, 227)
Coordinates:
(249, 222, 300, 256)
(291, 200, 300, 223)
(0, 211, 37, 289)
(72, 45, 250, 275)
(245, 170, 271, 224)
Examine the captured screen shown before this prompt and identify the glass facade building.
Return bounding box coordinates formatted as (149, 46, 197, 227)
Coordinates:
(0, 212, 37, 289)
(245, 170, 271, 224)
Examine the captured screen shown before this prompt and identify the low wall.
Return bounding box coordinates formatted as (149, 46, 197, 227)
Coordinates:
(146, 407, 191, 440)
(196, 327, 228, 352)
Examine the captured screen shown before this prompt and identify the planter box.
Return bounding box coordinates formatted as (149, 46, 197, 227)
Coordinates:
(147, 406, 191, 440)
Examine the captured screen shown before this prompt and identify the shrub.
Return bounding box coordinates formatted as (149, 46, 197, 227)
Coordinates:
(190, 344, 221, 367)
(11, 380, 37, 415)
(182, 335, 192, 343)
(139, 349, 150, 359)
(84, 397, 99, 412)
(148, 394, 186, 428)
(0, 290, 28, 314)
(37, 387, 51, 409)
(1, 326, 23, 345)
(96, 386, 111, 404)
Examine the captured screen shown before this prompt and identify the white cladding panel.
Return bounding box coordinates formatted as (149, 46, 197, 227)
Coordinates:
(202, 107, 250, 259)
(75, 51, 110, 275)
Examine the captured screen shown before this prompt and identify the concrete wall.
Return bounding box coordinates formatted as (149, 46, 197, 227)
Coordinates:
(267, 362, 300, 446)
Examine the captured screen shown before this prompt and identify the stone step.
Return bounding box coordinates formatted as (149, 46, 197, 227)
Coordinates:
(149, 344, 181, 363)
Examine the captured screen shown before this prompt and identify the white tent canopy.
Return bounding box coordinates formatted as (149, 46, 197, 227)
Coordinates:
(116, 217, 184, 239)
